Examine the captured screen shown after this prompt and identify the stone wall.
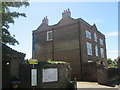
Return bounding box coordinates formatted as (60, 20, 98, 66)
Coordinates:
(107, 68, 120, 85)
(97, 63, 120, 85)
(19, 61, 71, 88)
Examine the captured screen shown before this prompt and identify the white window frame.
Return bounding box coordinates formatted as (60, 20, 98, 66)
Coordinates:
(100, 39, 103, 45)
(100, 48, 104, 58)
(94, 33, 97, 42)
(47, 31, 53, 41)
(87, 42, 92, 55)
(86, 30, 91, 39)
(95, 45, 98, 56)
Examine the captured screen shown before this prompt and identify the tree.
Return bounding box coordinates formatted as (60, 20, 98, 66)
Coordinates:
(2, 2, 29, 45)
(107, 58, 117, 68)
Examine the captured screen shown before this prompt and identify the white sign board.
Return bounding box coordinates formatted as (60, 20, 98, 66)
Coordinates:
(31, 69, 37, 86)
(42, 68, 58, 82)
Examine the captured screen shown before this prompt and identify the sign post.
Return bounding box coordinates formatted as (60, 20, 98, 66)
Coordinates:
(29, 59, 38, 90)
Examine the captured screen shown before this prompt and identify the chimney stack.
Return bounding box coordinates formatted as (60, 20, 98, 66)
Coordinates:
(62, 8, 71, 18)
(42, 16, 48, 25)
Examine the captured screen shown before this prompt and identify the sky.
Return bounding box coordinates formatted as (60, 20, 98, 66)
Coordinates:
(8, 2, 119, 60)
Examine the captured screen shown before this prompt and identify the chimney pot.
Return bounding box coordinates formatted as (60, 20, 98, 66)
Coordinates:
(62, 9, 71, 18)
(42, 16, 48, 25)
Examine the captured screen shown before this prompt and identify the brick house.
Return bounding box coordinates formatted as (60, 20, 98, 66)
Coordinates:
(32, 9, 108, 81)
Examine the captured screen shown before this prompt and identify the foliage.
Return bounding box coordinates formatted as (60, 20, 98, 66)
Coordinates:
(47, 59, 67, 64)
(2, 2, 29, 45)
(21, 59, 29, 64)
(107, 58, 117, 68)
(37, 59, 68, 65)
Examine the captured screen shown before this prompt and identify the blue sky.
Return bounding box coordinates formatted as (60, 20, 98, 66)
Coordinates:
(8, 2, 118, 60)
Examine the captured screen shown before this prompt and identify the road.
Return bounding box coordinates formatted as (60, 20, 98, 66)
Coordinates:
(77, 82, 118, 90)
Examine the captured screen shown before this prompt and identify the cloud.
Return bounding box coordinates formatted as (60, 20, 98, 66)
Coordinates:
(110, 50, 120, 53)
(105, 32, 119, 37)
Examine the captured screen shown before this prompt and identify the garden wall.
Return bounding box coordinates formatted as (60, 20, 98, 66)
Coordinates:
(107, 68, 120, 85)
(19, 61, 71, 89)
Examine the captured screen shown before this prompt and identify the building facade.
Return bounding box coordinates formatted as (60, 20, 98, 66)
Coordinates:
(32, 9, 108, 81)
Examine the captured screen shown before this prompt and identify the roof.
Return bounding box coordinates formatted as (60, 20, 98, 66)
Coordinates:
(33, 16, 105, 38)
(2, 43, 25, 60)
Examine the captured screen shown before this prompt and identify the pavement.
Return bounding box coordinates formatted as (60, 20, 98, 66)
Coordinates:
(77, 81, 119, 90)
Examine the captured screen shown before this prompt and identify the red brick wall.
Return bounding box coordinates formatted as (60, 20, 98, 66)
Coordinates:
(33, 17, 107, 81)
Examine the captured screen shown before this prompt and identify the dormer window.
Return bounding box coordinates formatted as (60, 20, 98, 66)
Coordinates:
(47, 31, 53, 41)
(86, 30, 91, 39)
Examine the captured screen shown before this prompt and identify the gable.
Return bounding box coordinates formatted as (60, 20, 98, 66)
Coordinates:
(36, 23, 50, 32)
(91, 24, 98, 31)
(56, 17, 77, 27)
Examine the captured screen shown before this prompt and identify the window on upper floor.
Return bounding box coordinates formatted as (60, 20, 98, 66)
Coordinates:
(100, 48, 104, 58)
(94, 33, 97, 42)
(47, 31, 53, 41)
(95, 45, 98, 56)
(87, 42, 92, 55)
(100, 39, 103, 45)
(86, 30, 91, 39)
